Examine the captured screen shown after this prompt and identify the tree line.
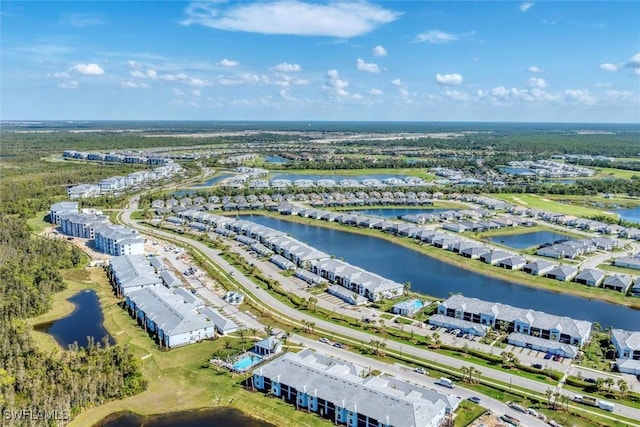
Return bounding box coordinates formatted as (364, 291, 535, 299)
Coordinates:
(0, 216, 146, 425)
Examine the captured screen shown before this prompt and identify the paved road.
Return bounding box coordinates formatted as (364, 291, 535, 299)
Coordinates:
(121, 200, 640, 423)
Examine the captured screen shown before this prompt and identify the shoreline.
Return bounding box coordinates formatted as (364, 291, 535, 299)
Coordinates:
(231, 210, 640, 310)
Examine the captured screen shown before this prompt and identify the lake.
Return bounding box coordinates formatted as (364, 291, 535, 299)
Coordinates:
(616, 206, 640, 224)
(354, 208, 454, 218)
(36, 290, 114, 348)
(489, 231, 569, 249)
(97, 408, 274, 427)
(263, 155, 289, 164)
(193, 173, 234, 187)
(241, 215, 640, 329)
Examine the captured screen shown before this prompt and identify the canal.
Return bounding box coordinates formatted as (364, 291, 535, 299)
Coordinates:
(489, 230, 569, 250)
(35, 290, 114, 348)
(242, 215, 639, 329)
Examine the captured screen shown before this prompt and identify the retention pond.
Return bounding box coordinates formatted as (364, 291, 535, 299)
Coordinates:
(242, 215, 639, 329)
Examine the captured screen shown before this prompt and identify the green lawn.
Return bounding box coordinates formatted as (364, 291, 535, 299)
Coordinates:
(492, 193, 618, 217)
(26, 210, 52, 233)
(593, 167, 640, 180)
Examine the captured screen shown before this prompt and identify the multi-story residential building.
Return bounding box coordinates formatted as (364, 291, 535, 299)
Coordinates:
(253, 349, 459, 427)
(67, 183, 101, 199)
(49, 201, 78, 224)
(432, 295, 592, 357)
(59, 212, 108, 239)
(94, 224, 145, 256)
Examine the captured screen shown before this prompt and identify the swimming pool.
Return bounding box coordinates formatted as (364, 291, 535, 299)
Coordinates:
(232, 354, 263, 372)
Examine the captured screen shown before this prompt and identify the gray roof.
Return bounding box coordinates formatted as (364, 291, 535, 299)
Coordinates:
(611, 329, 640, 352)
(428, 314, 488, 335)
(574, 269, 605, 283)
(508, 333, 578, 358)
(127, 286, 213, 336)
(440, 295, 592, 340)
(255, 350, 454, 426)
(110, 255, 162, 292)
(160, 270, 181, 287)
(200, 306, 238, 335)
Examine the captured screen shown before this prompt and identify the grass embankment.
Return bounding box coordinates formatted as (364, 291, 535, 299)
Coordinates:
(234, 211, 640, 309)
(28, 265, 330, 427)
(492, 194, 618, 218)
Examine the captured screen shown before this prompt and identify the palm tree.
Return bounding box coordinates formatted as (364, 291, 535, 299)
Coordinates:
(618, 379, 629, 398)
(308, 296, 318, 312)
(545, 389, 553, 407)
(461, 366, 471, 383)
(431, 332, 441, 349)
(552, 391, 561, 410)
(250, 327, 258, 340)
(264, 324, 274, 338)
(595, 377, 605, 392)
(604, 377, 615, 393)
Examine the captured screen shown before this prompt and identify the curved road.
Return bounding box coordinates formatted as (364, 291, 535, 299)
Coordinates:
(121, 198, 640, 424)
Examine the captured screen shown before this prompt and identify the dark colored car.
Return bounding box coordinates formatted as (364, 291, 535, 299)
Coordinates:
(467, 396, 481, 404)
(544, 353, 553, 360)
(532, 363, 543, 369)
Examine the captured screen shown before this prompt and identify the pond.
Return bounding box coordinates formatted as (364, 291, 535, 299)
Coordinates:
(35, 290, 114, 348)
(193, 173, 234, 187)
(241, 215, 640, 329)
(97, 408, 274, 427)
(263, 155, 289, 163)
(499, 167, 536, 176)
(616, 206, 640, 225)
(489, 231, 569, 250)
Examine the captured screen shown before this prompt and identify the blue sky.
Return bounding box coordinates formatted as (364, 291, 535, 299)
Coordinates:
(2, 1, 639, 122)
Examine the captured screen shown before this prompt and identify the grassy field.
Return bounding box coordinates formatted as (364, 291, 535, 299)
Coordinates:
(26, 210, 52, 234)
(593, 167, 640, 180)
(492, 193, 618, 217)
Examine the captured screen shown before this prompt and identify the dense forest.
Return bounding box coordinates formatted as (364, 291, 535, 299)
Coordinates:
(0, 217, 146, 425)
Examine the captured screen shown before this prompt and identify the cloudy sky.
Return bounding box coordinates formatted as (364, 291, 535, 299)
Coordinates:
(2, 1, 639, 122)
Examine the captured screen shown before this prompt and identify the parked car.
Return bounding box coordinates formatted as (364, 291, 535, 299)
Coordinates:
(467, 396, 481, 404)
(318, 337, 330, 344)
(532, 363, 543, 369)
(544, 353, 553, 360)
(552, 355, 561, 362)
(414, 367, 426, 374)
(333, 342, 345, 349)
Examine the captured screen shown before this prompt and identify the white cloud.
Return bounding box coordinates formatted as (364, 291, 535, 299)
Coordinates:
(443, 90, 470, 102)
(273, 72, 309, 87)
(520, 2, 534, 12)
(367, 88, 383, 95)
(49, 72, 70, 79)
(273, 62, 301, 72)
(323, 69, 349, 97)
(218, 58, 239, 67)
(527, 77, 547, 88)
(604, 90, 638, 103)
(188, 77, 212, 87)
(528, 66, 543, 73)
(356, 58, 380, 73)
(217, 73, 261, 86)
(624, 52, 640, 70)
(435, 73, 463, 85)
(391, 78, 409, 98)
(564, 89, 596, 105)
(130, 69, 157, 79)
(61, 13, 105, 28)
(416, 30, 457, 44)
(599, 63, 618, 71)
(372, 45, 387, 56)
(181, 1, 400, 38)
(72, 63, 105, 75)
(58, 80, 79, 89)
(191, 89, 201, 97)
(120, 81, 149, 89)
